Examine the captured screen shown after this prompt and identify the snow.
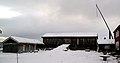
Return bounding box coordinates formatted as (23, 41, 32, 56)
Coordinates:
(51, 44, 70, 51)
(42, 33, 98, 37)
(98, 39, 115, 44)
(0, 44, 118, 63)
(0, 37, 7, 43)
(4, 36, 44, 44)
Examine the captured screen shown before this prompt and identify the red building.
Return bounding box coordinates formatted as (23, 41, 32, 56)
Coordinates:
(113, 25, 120, 52)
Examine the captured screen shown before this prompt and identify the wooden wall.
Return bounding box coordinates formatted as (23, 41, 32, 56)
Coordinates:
(3, 39, 18, 53)
(3, 38, 41, 53)
(43, 37, 98, 50)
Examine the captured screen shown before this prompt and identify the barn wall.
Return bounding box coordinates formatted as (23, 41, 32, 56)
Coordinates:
(43, 37, 64, 48)
(43, 37, 98, 50)
(3, 38, 41, 53)
(3, 39, 18, 53)
(18, 43, 38, 53)
(69, 37, 97, 50)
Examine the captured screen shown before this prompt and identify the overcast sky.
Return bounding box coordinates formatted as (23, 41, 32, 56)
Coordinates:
(0, 0, 120, 40)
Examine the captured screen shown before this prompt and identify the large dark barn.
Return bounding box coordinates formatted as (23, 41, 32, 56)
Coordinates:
(42, 33, 98, 51)
(3, 36, 44, 53)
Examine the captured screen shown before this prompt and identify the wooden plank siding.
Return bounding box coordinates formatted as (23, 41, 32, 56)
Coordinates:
(43, 37, 98, 50)
(69, 37, 97, 50)
(3, 37, 42, 53)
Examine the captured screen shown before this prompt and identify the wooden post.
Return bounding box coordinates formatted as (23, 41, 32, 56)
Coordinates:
(17, 44, 19, 63)
(34, 44, 36, 50)
(77, 38, 79, 45)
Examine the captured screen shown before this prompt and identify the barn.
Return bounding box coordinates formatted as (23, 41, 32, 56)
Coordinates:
(3, 36, 44, 53)
(97, 39, 115, 52)
(42, 33, 98, 51)
(113, 25, 120, 53)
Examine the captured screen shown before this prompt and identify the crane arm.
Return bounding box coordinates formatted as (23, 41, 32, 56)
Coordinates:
(96, 4, 113, 39)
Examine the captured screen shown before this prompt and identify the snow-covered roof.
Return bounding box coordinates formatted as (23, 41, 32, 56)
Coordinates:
(0, 37, 7, 43)
(42, 33, 98, 37)
(97, 39, 115, 44)
(5, 36, 44, 44)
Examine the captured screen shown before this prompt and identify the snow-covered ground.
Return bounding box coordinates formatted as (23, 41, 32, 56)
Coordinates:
(0, 44, 118, 63)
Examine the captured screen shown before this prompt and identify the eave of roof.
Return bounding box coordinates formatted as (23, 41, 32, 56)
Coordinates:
(42, 33, 98, 38)
(4, 36, 44, 44)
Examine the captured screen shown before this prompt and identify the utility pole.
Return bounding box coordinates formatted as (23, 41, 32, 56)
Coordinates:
(17, 52, 18, 63)
(16, 45, 19, 63)
(96, 4, 113, 39)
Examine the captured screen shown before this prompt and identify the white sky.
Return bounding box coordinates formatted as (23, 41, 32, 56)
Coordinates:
(0, 0, 120, 39)
(0, 6, 21, 18)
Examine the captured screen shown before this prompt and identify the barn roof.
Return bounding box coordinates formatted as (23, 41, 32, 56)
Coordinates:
(4, 36, 44, 44)
(113, 25, 120, 33)
(0, 37, 7, 43)
(97, 39, 115, 44)
(42, 33, 98, 38)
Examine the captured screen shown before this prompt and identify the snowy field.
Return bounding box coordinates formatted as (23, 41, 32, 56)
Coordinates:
(0, 44, 118, 63)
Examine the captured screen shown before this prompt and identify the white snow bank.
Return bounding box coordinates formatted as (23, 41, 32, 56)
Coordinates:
(51, 44, 70, 51)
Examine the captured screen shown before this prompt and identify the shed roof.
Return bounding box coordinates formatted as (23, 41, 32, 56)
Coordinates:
(42, 33, 98, 38)
(4, 36, 44, 44)
(97, 39, 115, 44)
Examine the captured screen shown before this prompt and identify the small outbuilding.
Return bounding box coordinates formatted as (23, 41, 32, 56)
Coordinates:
(97, 39, 115, 52)
(3, 36, 44, 53)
